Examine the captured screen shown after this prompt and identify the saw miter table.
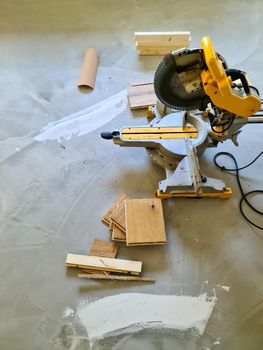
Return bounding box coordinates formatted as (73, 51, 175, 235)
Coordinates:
(102, 36, 262, 199)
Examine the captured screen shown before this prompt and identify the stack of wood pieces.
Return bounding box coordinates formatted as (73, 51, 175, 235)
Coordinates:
(66, 239, 154, 282)
(102, 194, 166, 246)
(135, 31, 191, 56)
(127, 81, 156, 110)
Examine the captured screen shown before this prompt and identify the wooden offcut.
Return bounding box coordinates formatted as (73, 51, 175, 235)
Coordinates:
(88, 239, 119, 258)
(81, 268, 109, 275)
(102, 193, 128, 225)
(111, 224, 126, 241)
(78, 273, 155, 282)
(78, 48, 99, 89)
(127, 82, 156, 109)
(110, 202, 126, 231)
(125, 198, 166, 246)
(66, 254, 142, 274)
(134, 31, 191, 44)
(134, 31, 191, 56)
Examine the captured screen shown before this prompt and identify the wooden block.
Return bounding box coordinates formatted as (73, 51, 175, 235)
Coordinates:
(125, 198, 166, 246)
(111, 224, 126, 242)
(88, 239, 119, 258)
(138, 50, 171, 56)
(81, 268, 109, 275)
(102, 193, 128, 225)
(136, 43, 186, 50)
(110, 202, 126, 231)
(66, 254, 142, 274)
(78, 48, 99, 89)
(78, 273, 155, 282)
(127, 82, 156, 109)
(134, 31, 191, 44)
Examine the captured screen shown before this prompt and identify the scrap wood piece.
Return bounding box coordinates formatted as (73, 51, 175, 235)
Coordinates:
(138, 50, 171, 56)
(89, 239, 119, 258)
(81, 268, 109, 275)
(78, 48, 98, 89)
(102, 193, 128, 225)
(125, 198, 166, 246)
(127, 82, 156, 109)
(66, 254, 142, 275)
(136, 43, 187, 49)
(110, 202, 126, 231)
(111, 224, 126, 242)
(78, 273, 155, 282)
(109, 219, 114, 232)
(136, 46, 187, 56)
(134, 31, 191, 44)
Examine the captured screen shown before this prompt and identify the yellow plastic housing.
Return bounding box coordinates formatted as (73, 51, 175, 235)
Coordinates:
(200, 36, 261, 117)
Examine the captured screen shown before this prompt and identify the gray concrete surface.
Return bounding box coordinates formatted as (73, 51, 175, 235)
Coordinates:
(0, 0, 262, 349)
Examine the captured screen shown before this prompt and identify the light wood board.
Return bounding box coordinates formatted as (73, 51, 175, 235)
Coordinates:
(110, 202, 126, 231)
(136, 43, 187, 49)
(111, 224, 126, 241)
(88, 239, 119, 258)
(125, 198, 166, 246)
(66, 254, 142, 274)
(78, 273, 154, 282)
(127, 82, 156, 109)
(134, 31, 191, 44)
(138, 51, 171, 56)
(102, 193, 128, 225)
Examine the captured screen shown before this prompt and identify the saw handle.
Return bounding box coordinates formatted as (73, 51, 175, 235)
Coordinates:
(225, 69, 251, 94)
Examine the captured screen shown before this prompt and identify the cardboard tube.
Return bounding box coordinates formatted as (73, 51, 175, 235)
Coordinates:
(78, 48, 98, 89)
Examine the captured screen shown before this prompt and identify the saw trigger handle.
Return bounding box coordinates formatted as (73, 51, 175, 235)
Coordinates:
(226, 69, 251, 94)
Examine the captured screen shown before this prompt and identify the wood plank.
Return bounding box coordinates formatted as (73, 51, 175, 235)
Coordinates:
(127, 82, 156, 109)
(102, 193, 128, 225)
(78, 273, 155, 282)
(81, 268, 109, 275)
(111, 224, 126, 241)
(134, 31, 191, 44)
(136, 43, 185, 50)
(66, 254, 142, 274)
(110, 202, 126, 231)
(138, 50, 175, 56)
(88, 239, 119, 258)
(125, 198, 166, 246)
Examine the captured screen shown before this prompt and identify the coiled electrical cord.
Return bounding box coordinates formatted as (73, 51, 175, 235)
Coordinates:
(214, 151, 263, 230)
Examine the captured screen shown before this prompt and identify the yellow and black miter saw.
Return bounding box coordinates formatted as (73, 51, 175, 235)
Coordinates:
(101, 36, 262, 199)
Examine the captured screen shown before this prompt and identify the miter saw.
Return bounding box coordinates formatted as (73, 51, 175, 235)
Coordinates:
(101, 36, 262, 199)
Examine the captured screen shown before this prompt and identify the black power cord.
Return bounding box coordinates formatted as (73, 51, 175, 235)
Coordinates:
(214, 151, 263, 230)
(210, 117, 235, 134)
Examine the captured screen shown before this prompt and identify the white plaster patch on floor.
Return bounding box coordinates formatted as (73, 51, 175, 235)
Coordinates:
(78, 293, 216, 343)
(217, 284, 230, 292)
(63, 307, 75, 318)
(34, 90, 127, 142)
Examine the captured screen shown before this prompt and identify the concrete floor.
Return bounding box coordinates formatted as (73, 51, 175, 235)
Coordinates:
(0, 0, 262, 349)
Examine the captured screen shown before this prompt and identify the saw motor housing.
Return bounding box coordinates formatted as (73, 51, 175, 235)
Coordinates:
(200, 36, 261, 117)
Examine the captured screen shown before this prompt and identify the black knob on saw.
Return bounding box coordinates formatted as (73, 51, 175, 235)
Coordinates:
(101, 131, 120, 140)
